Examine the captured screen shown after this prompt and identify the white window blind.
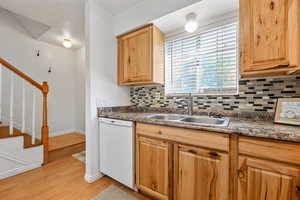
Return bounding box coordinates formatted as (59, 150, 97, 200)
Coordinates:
(165, 18, 238, 95)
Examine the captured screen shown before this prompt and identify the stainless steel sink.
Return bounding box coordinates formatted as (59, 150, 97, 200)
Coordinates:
(147, 114, 186, 121)
(146, 114, 230, 127)
(180, 116, 229, 127)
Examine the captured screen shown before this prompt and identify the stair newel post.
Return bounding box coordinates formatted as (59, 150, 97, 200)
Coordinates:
(41, 81, 49, 164)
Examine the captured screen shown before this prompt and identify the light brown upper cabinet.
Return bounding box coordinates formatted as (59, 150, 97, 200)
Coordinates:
(117, 24, 165, 85)
(240, 0, 300, 77)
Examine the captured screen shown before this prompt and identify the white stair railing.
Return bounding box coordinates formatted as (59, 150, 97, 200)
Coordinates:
(21, 80, 26, 133)
(1, 66, 39, 145)
(1, 65, 39, 144)
(31, 91, 36, 145)
(0, 64, 2, 122)
(9, 72, 14, 135)
(0, 58, 49, 164)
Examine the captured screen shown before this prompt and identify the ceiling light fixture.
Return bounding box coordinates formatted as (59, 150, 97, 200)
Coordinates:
(185, 13, 198, 33)
(63, 39, 72, 48)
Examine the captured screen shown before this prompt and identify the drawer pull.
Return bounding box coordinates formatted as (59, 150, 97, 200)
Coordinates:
(269, 1, 275, 10)
(187, 150, 197, 155)
(128, 56, 131, 64)
(209, 152, 219, 157)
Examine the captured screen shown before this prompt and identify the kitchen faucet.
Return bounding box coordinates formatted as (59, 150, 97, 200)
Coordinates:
(187, 93, 193, 116)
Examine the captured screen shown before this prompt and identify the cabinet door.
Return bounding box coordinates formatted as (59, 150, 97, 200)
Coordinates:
(240, 0, 292, 72)
(120, 27, 152, 83)
(238, 156, 300, 200)
(136, 136, 172, 200)
(174, 144, 229, 200)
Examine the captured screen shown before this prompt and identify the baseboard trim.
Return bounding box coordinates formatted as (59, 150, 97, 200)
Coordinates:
(75, 129, 85, 135)
(0, 162, 42, 180)
(84, 171, 103, 183)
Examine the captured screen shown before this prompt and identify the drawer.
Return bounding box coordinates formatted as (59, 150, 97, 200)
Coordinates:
(239, 137, 300, 165)
(136, 123, 229, 152)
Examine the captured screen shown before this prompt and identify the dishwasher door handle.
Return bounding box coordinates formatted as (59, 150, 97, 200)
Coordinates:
(99, 118, 133, 127)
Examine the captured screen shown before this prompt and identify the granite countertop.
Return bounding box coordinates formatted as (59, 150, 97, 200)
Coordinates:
(98, 111, 300, 143)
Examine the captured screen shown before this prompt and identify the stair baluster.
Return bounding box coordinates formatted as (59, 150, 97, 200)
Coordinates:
(0, 64, 2, 122)
(21, 81, 26, 133)
(31, 91, 36, 144)
(9, 72, 14, 135)
(0, 58, 49, 164)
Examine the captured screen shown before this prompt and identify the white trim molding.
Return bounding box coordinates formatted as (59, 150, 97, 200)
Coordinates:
(76, 129, 85, 135)
(84, 171, 103, 183)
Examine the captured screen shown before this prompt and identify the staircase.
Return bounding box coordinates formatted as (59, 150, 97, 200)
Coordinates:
(0, 58, 49, 179)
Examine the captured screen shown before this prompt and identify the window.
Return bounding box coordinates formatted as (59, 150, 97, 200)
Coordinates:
(165, 18, 238, 95)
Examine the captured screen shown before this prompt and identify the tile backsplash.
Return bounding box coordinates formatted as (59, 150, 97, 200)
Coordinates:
(130, 76, 300, 115)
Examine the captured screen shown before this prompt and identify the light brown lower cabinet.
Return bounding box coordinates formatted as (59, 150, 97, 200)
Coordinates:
(135, 123, 300, 200)
(238, 156, 300, 200)
(136, 136, 172, 200)
(174, 144, 229, 200)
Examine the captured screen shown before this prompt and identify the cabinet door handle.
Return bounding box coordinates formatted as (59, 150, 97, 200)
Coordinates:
(238, 169, 247, 183)
(296, 185, 300, 192)
(238, 170, 245, 179)
(209, 151, 219, 157)
(128, 56, 131, 64)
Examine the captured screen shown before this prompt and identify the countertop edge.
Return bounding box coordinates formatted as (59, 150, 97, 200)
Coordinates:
(98, 113, 300, 143)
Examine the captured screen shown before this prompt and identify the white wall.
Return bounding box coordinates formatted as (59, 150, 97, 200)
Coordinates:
(0, 8, 83, 136)
(75, 47, 86, 133)
(84, 0, 131, 182)
(113, 0, 200, 35)
(84, 0, 201, 183)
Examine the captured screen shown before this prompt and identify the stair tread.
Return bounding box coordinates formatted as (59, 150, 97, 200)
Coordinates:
(49, 133, 85, 152)
(0, 126, 42, 148)
(0, 126, 23, 138)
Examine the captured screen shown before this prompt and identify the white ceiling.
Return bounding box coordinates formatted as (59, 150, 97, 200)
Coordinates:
(97, 0, 142, 15)
(0, 0, 145, 49)
(0, 0, 85, 49)
(153, 0, 239, 35)
(0, 0, 237, 48)
(12, 10, 51, 40)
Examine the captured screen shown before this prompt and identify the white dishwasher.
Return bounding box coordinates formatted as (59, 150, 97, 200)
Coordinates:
(99, 118, 135, 189)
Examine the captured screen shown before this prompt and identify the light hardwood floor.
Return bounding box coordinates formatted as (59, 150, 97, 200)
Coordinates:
(0, 156, 150, 200)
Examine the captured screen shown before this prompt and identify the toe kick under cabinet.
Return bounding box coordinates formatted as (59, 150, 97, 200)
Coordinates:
(135, 123, 300, 200)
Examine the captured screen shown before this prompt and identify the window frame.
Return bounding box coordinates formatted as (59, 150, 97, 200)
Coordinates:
(164, 13, 240, 96)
